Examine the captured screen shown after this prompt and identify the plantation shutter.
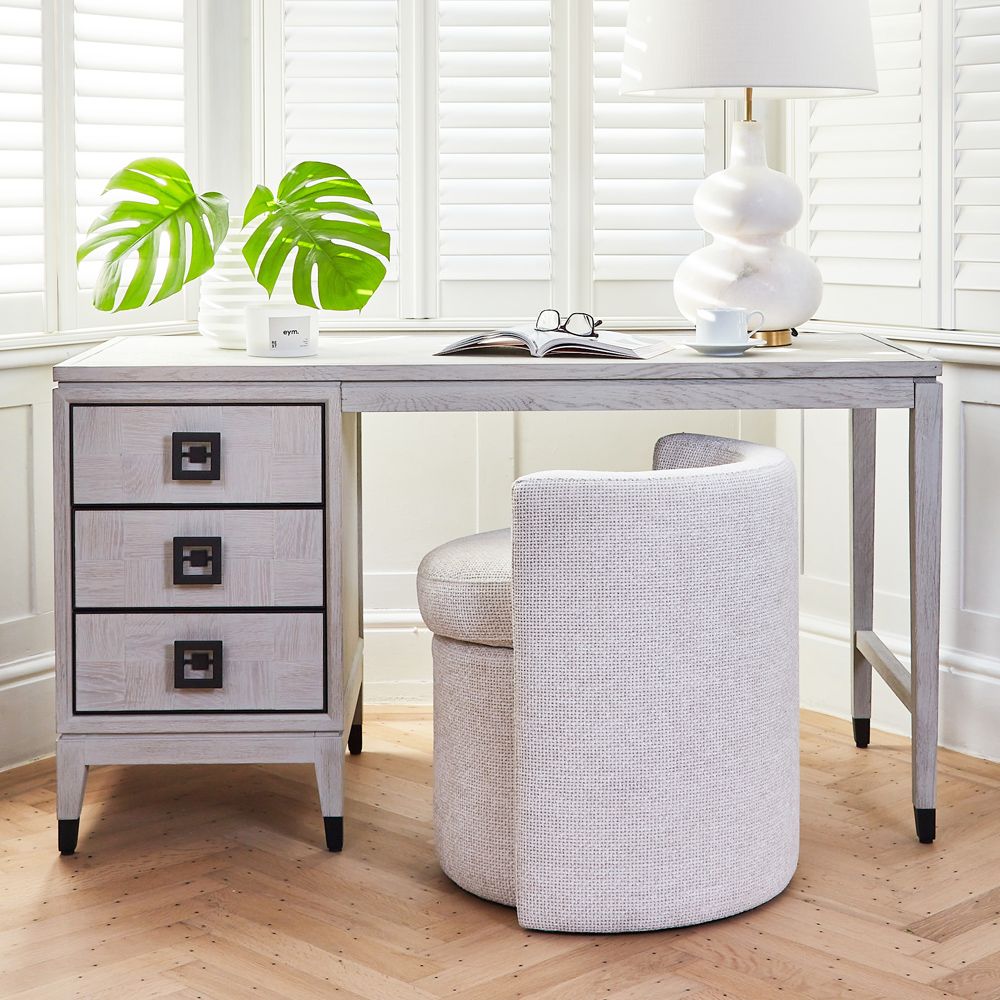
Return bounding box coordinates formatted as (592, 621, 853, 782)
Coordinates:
(592, 0, 707, 319)
(803, 0, 926, 326)
(72, 0, 188, 327)
(282, 0, 400, 318)
(437, 0, 552, 317)
(272, 0, 724, 322)
(954, 0, 1000, 332)
(0, 0, 44, 335)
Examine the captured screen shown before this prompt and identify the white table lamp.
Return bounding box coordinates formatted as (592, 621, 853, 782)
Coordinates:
(622, 0, 878, 345)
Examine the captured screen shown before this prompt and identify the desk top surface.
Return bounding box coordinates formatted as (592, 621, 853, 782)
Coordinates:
(54, 331, 941, 383)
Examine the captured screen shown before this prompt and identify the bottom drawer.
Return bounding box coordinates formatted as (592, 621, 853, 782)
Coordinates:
(74, 613, 325, 713)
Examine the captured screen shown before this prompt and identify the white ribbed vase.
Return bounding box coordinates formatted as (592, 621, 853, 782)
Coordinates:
(674, 121, 822, 333)
(197, 217, 261, 350)
(198, 217, 293, 350)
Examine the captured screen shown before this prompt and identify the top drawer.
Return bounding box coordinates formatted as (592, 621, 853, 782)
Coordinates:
(72, 404, 323, 505)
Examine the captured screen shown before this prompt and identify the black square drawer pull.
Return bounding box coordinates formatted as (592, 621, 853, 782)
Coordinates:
(172, 432, 221, 481)
(174, 640, 224, 688)
(172, 536, 223, 585)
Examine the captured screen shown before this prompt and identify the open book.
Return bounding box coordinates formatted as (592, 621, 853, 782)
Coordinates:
(436, 325, 673, 361)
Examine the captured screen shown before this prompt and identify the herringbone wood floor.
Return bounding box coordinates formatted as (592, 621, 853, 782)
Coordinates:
(1, 710, 1000, 1000)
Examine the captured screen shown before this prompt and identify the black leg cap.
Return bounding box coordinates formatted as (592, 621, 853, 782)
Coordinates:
(348, 722, 362, 756)
(852, 717, 871, 749)
(915, 807, 936, 844)
(58, 819, 80, 856)
(324, 816, 344, 852)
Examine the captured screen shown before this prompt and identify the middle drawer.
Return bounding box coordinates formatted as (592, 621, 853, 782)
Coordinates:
(74, 509, 324, 608)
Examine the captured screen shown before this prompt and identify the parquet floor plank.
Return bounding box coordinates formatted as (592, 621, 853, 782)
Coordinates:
(0, 709, 997, 999)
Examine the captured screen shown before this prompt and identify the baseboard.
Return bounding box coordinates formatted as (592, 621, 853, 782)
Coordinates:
(0, 652, 56, 770)
(364, 679, 433, 704)
(799, 614, 1000, 763)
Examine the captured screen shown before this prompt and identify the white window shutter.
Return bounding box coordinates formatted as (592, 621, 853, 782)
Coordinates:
(0, 0, 45, 335)
(592, 0, 707, 320)
(954, 0, 1000, 332)
(271, 0, 723, 322)
(804, 0, 927, 326)
(282, 0, 400, 318)
(72, 0, 188, 328)
(437, 0, 552, 317)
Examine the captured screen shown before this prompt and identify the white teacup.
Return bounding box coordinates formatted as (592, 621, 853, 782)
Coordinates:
(695, 307, 765, 346)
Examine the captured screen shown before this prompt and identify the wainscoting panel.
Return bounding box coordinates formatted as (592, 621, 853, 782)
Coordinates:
(959, 402, 1000, 620)
(361, 411, 489, 703)
(0, 364, 55, 768)
(944, 364, 1000, 668)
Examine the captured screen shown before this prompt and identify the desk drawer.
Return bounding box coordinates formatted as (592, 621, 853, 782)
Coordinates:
(74, 509, 324, 608)
(75, 612, 325, 712)
(72, 404, 322, 504)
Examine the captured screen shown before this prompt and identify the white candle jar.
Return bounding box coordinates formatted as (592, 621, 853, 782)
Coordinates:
(245, 304, 318, 358)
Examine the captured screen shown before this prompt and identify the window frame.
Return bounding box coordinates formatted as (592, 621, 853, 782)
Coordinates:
(0, 0, 200, 347)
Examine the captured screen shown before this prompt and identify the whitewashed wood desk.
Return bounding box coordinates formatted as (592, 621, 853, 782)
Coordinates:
(52, 331, 943, 853)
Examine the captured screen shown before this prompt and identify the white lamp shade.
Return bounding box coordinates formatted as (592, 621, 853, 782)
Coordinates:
(622, 0, 878, 99)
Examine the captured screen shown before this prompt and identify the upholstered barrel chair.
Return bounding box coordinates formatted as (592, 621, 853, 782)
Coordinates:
(417, 433, 800, 933)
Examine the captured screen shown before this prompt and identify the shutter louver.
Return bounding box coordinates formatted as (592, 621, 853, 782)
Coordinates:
(0, 0, 44, 334)
(593, 0, 706, 317)
(806, 0, 925, 325)
(282, 0, 399, 316)
(954, 0, 1000, 332)
(73, 0, 187, 322)
(437, 0, 552, 317)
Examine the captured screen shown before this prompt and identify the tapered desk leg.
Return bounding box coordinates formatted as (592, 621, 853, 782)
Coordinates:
(56, 738, 88, 855)
(910, 381, 943, 844)
(850, 409, 876, 749)
(315, 734, 344, 852)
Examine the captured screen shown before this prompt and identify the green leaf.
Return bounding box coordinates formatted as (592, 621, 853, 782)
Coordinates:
(242, 161, 389, 312)
(77, 158, 230, 312)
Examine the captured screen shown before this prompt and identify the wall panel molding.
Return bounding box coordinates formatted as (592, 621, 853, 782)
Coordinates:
(0, 650, 54, 692)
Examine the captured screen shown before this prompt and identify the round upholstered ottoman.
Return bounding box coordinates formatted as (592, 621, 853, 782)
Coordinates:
(418, 433, 800, 933)
(418, 530, 517, 906)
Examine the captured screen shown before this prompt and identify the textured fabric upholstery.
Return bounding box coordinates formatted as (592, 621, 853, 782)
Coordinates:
(423, 432, 800, 934)
(417, 528, 512, 647)
(432, 635, 516, 907)
(652, 431, 748, 471)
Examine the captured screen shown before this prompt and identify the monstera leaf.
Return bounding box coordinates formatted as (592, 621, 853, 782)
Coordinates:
(77, 158, 229, 311)
(242, 161, 389, 311)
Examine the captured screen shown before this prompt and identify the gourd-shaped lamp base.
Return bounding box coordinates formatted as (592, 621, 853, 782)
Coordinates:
(674, 121, 822, 335)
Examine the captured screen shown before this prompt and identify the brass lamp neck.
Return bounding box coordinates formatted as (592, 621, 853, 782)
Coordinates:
(745, 86, 753, 123)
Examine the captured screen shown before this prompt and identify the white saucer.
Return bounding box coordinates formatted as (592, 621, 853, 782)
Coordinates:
(684, 341, 760, 357)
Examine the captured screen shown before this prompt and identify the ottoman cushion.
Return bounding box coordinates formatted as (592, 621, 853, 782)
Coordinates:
(417, 528, 512, 648)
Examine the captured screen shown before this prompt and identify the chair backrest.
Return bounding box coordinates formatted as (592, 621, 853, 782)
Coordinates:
(509, 431, 801, 932)
(509, 431, 798, 686)
(652, 431, 778, 472)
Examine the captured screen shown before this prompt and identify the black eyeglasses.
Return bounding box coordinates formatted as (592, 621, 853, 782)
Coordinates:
(535, 309, 603, 338)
